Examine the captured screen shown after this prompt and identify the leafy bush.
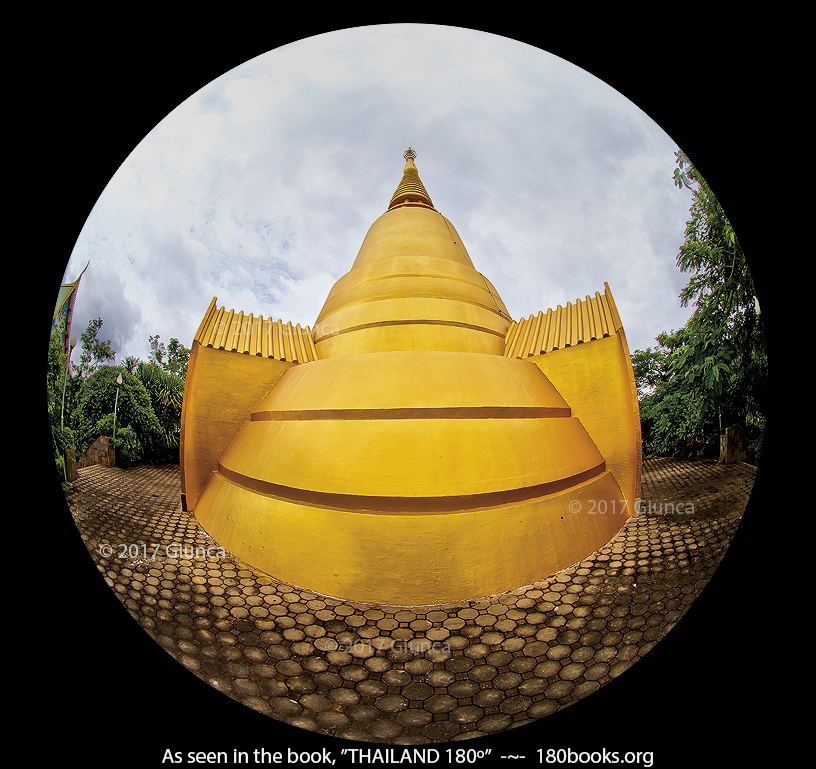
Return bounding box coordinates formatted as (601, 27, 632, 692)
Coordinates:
(92, 414, 142, 467)
(74, 366, 162, 460)
(112, 426, 142, 467)
(134, 362, 183, 461)
(49, 319, 189, 474)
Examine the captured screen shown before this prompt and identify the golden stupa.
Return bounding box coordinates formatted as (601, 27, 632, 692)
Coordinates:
(180, 149, 641, 605)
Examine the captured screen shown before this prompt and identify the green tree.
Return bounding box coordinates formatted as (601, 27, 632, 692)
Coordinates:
(51, 315, 190, 471)
(631, 345, 667, 399)
(78, 317, 116, 378)
(135, 361, 184, 461)
(122, 355, 141, 374)
(148, 334, 166, 368)
(671, 150, 761, 391)
(149, 335, 190, 379)
(73, 365, 162, 465)
(673, 150, 766, 459)
(165, 337, 191, 379)
(634, 329, 712, 457)
(634, 150, 767, 462)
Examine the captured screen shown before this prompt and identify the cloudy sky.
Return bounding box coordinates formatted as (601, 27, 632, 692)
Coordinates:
(60, 24, 699, 368)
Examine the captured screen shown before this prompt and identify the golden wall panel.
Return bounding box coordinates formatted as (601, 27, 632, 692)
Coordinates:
(179, 344, 294, 511)
(195, 298, 317, 363)
(180, 297, 314, 511)
(505, 283, 621, 360)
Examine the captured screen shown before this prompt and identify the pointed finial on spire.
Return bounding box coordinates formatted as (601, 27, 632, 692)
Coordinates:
(403, 147, 417, 171)
(388, 147, 434, 211)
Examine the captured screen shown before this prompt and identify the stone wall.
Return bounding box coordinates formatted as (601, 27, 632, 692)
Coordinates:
(719, 425, 751, 464)
(64, 446, 79, 482)
(75, 435, 116, 470)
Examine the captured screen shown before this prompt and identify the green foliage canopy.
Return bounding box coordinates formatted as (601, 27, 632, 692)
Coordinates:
(78, 317, 116, 378)
(633, 150, 767, 462)
(149, 335, 190, 379)
(74, 365, 162, 465)
(50, 315, 192, 474)
(134, 361, 184, 460)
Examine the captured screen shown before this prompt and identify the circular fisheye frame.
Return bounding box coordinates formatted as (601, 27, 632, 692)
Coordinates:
(53, 24, 765, 764)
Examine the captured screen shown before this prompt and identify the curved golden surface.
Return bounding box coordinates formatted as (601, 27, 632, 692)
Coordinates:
(194, 469, 627, 605)
(253, 352, 570, 412)
(315, 208, 508, 359)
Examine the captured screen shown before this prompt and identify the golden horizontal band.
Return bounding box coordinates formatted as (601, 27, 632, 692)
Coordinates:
(317, 290, 509, 326)
(217, 461, 606, 514)
(314, 318, 506, 344)
(363, 271, 489, 288)
(251, 406, 571, 421)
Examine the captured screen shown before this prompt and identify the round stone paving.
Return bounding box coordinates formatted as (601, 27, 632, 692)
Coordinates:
(59, 457, 759, 756)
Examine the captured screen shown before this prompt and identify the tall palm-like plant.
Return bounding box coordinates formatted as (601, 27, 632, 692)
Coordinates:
(135, 362, 184, 456)
(123, 355, 141, 375)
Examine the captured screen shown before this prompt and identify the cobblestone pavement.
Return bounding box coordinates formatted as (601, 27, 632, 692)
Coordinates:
(64, 458, 755, 745)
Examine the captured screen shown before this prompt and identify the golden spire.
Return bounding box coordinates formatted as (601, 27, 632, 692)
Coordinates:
(387, 147, 435, 211)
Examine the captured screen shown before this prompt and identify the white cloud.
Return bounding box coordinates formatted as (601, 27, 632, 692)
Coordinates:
(62, 25, 698, 368)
